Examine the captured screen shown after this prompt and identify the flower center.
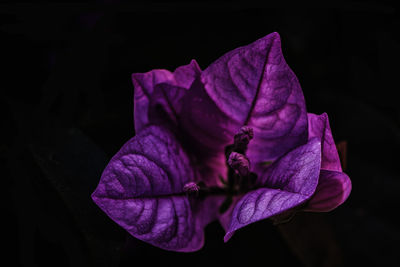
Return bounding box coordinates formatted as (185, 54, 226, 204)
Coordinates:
(232, 126, 254, 154)
(219, 126, 257, 212)
(182, 126, 257, 213)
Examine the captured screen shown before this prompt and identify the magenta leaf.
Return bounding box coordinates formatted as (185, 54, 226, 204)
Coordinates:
(176, 33, 309, 185)
(91, 125, 215, 251)
(200, 32, 308, 165)
(225, 137, 321, 242)
(132, 33, 309, 186)
(308, 112, 342, 171)
(304, 170, 352, 212)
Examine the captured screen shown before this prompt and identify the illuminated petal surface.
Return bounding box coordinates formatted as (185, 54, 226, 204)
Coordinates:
(199, 32, 308, 166)
(92, 126, 214, 251)
(225, 137, 321, 241)
(177, 33, 309, 185)
(305, 170, 352, 212)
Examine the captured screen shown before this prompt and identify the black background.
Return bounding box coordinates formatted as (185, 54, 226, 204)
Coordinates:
(3, 1, 400, 267)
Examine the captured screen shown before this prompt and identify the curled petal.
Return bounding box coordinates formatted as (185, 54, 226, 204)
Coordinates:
(92, 126, 215, 251)
(308, 113, 342, 171)
(132, 60, 201, 132)
(304, 170, 352, 212)
(225, 137, 321, 242)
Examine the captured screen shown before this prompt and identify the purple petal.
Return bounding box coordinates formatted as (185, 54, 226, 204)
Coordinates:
(218, 195, 242, 232)
(92, 126, 215, 251)
(304, 170, 352, 212)
(200, 32, 308, 165)
(179, 78, 236, 186)
(225, 137, 321, 242)
(132, 60, 201, 132)
(308, 113, 342, 171)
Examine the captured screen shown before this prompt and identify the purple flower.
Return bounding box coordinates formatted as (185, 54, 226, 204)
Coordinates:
(92, 32, 351, 251)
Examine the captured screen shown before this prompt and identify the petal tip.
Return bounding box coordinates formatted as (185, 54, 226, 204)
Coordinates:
(189, 59, 201, 71)
(223, 231, 234, 243)
(91, 190, 99, 202)
(269, 31, 281, 39)
(91, 185, 108, 205)
(131, 72, 142, 81)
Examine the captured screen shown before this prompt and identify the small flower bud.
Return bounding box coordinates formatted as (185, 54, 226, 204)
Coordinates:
(233, 126, 254, 152)
(183, 182, 200, 194)
(228, 152, 250, 177)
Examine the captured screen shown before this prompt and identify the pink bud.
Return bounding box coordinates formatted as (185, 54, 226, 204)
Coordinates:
(233, 126, 254, 152)
(183, 182, 200, 194)
(228, 152, 250, 177)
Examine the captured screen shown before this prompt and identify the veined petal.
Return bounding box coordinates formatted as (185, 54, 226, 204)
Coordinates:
(308, 113, 342, 171)
(200, 32, 308, 165)
(225, 137, 321, 242)
(132, 60, 201, 132)
(304, 170, 351, 212)
(91, 125, 215, 251)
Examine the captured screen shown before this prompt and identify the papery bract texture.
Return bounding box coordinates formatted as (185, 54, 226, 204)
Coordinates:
(93, 32, 351, 251)
(199, 32, 308, 165)
(177, 32, 309, 184)
(92, 126, 218, 251)
(225, 137, 321, 241)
